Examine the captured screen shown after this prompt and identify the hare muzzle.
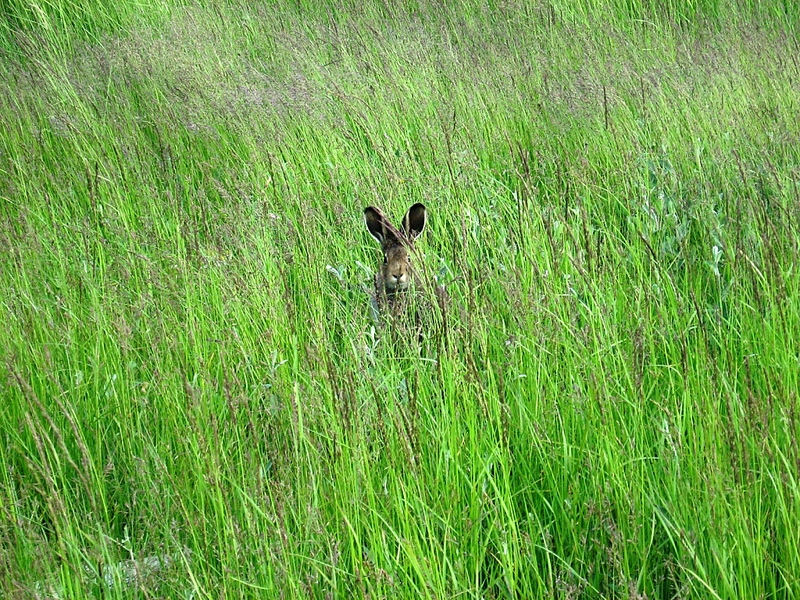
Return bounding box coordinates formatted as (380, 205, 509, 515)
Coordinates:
(383, 247, 410, 293)
(385, 271, 407, 292)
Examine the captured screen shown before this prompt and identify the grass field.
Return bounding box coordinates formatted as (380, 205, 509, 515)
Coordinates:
(2, 0, 800, 597)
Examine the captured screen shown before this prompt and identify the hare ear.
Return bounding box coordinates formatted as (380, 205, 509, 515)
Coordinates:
(402, 203, 427, 240)
(364, 207, 387, 244)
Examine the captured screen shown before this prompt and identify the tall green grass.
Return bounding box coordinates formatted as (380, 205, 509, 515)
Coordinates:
(2, 0, 800, 597)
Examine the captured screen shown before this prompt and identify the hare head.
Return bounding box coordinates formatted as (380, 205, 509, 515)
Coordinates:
(364, 203, 427, 300)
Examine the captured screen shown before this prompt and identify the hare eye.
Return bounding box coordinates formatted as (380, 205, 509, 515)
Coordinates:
(383, 255, 388, 265)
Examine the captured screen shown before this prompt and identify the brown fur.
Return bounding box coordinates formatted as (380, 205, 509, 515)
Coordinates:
(364, 203, 427, 311)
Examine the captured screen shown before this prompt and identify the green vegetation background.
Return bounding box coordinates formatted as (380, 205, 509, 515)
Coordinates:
(2, 0, 800, 597)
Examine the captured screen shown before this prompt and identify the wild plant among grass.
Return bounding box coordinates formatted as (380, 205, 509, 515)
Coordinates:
(2, 0, 800, 597)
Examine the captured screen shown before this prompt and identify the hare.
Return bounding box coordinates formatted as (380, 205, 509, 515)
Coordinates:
(364, 203, 427, 312)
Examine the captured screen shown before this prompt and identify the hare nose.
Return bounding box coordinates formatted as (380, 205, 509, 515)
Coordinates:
(388, 271, 407, 286)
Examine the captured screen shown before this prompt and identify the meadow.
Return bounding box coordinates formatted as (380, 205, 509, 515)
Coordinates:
(2, 0, 800, 597)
